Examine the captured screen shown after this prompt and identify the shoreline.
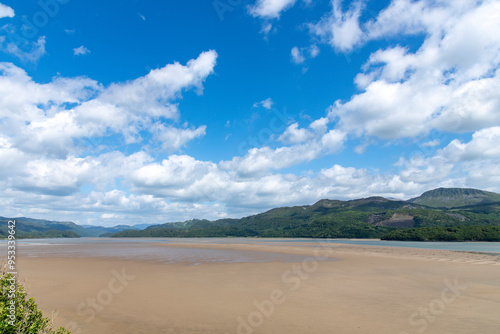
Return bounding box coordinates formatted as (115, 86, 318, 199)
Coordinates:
(9, 236, 500, 257)
(15, 241, 500, 334)
(8, 236, 500, 241)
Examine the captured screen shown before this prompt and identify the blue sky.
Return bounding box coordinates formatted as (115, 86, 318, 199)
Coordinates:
(1, 0, 499, 226)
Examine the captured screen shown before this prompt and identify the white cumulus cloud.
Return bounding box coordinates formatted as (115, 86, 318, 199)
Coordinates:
(310, 0, 364, 52)
(248, 0, 298, 19)
(74, 45, 90, 56)
(253, 98, 274, 110)
(0, 51, 217, 202)
(328, 0, 500, 141)
(0, 35, 46, 63)
(0, 3, 14, 18)
(152, 123, 207, 152)
(291, 44, 320, 64)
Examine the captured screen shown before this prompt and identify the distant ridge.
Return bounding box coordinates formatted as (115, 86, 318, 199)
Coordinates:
(409, 188, 500, 208)
(3, 187, 500, 239)
(0, 217, 150, 238)
(111, 187, 500, 239)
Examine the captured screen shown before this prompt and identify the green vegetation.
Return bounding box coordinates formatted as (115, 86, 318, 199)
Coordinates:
(0, 217, 85, 239)
(3, 188, 500, 240)
(1, 230, 80, 239)
(111, 191, 500, 240)
(0, 217, 144, 239)
(410, 188, 500, 208)
(0, 268, 70, 333)
(112, 220, 393, 239)
(111, 198, 402, 238)
(381, 226, 500, 241)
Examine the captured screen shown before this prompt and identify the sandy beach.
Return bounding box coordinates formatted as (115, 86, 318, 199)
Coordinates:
(15, 241, 500, 334)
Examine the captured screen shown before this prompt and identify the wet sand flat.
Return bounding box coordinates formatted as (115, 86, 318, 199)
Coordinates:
(16, 241, 500, 334)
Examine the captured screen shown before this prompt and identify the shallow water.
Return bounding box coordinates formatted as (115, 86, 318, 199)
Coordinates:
(2, 238, 314, 264)
(250, 238, 500, 253)
(1, 238, 498, 264)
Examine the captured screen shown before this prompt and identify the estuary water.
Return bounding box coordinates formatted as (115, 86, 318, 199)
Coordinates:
(1, 237, 498, 264)
(3, 239, 308, 264)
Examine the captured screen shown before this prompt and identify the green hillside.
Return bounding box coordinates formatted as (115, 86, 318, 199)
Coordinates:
(4, 188, 500, 240)
(381, 226, 500, 241)
(112, 197, 410, 238)
(0, 217, 142, 238)
(0, 217, 86, 238)
(111, 189, 500, 239)
(409, 188, 500, 208)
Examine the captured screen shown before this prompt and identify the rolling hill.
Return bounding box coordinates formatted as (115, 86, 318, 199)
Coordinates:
(409, 188, 500, 208)
(111, 188, 500, 239)
(0, 217, 149, 238)
(3, 188, 500, 239)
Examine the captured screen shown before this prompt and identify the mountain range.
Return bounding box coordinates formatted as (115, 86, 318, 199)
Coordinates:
(0, 217, 149, 239)
(110, 188, 500, 238)
(409, 188, 500, 208)
(2, 188, 500, 239)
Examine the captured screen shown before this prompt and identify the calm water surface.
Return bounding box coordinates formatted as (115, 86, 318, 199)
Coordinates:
(1, 238, 498, 264)
(2, 238, 315, 264)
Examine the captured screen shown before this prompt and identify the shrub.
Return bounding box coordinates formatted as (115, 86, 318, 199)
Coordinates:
(0, 266, 71, 334)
